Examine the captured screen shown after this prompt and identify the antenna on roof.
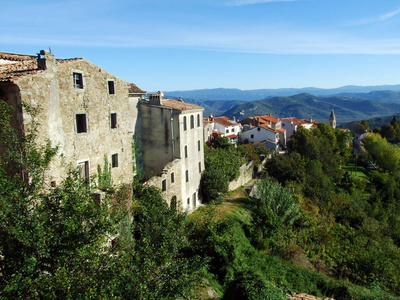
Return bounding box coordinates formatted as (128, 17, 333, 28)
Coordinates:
(49, 46, 52, 53)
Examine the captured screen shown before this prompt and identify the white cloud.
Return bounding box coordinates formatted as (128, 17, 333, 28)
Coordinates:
(348, 5, 400, 26)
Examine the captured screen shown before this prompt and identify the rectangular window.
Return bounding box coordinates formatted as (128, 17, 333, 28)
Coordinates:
(185, 145, 188, 158)
(73, 72, 83, 89)
(199, 162, 202, 173)
(76, 114, 87, 133)
(112, 153, 118, 168)
(251, 134, 254, 139)
(198, 140, 201, 152)
(78, 161, 89, 183)
(108, 80, 115, 95)
(226, 129, 229, 134)
(110, 113, 117, 129)
(183, 116, 187, 131)
(190, 115, 194, 129)
(162, 179, 167, 192)
(186, 170, 189, 182)
(193, 193, 197, 207)
(171, 172, 175, 184)
(187, 198, 190, 205)
(197, 114, 200, 127)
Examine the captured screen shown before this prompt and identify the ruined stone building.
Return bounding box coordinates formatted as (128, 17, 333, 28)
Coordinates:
(141, 92, 204, 211)
(0, 50, 204, 212)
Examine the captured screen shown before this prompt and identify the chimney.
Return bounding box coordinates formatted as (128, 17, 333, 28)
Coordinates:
(310, 117, 313, 122)
(233, 116, 236, 122)
(37, 50, 48, 70)
(149, 91, 163, 105)
(209, 114, 214, 122)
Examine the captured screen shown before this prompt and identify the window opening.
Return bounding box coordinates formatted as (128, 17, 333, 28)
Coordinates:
(162, 179, 167, 192)
(112, 153, 119, 168)
(73, 72, 83, 89)
(76, 114, 87, 133)
(111, 113, 117, 129)
(108, 80, 115, 94)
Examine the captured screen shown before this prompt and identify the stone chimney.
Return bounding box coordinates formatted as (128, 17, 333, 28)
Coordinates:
(149, 91, 164, 105)
(233, 116, 236, 122)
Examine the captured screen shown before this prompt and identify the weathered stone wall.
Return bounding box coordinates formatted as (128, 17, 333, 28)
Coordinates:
(140, 103, 204, 212)
(229, 161, 254, 191)
(10, 52, 135, 186)
(147, 159, 184, 209)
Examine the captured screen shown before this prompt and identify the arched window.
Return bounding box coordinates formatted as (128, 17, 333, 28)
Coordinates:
(190, 115, 194, 129)
(183, 116, 187, 131)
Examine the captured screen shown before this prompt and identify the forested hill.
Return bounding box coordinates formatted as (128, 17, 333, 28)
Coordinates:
(163, 84, 400, 101)
(220, 93, 400, 124)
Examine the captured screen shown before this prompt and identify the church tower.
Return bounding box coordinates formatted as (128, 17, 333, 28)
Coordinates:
(329, 109, 336, 129)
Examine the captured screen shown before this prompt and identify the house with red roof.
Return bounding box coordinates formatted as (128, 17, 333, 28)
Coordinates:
(204, 115, 241, 144)
(282, 117, 319, 139)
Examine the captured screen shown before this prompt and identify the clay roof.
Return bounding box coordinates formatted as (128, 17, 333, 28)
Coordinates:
(0, 52, 40, 81)
(259, 124, 278, 133)
(213, 116, 240, 127)
(129, 82, 146, 94)
(283, 117, 318, 126)
(226, 134, 238, 139)
(162, 99, 204, 111)
(257, 115, 280, 124)
(277, 128, 286, 133)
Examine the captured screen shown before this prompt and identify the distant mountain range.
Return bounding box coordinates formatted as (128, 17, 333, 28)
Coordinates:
(163, 85, 400, 125)
(164, 84, 400, 101)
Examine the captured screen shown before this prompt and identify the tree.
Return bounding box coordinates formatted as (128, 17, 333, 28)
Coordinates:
(201, 146, 240, 203)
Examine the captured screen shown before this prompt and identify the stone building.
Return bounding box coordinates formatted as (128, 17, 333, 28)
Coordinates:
(0, 50, 146, 187)
(140, 92, 205, 211)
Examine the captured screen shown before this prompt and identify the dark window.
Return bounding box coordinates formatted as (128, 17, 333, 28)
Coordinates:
(193, 193, 197, 207)
(185, 145, 188, 158)
(76, 114, 87, 133)
(73, 72, 83, 89)
(198, 140, 201, 151)
(186, 170, 189, 182)
(197, 114, 200, 127)
(231, 128, 234, 132)
(162, 179, 167, 192)
(251, 134, 254, 139)
(183, 116, 187, 131)
(187, 198, 190, 205)
(111, 113, 117, 129)
(190, 115, 194, 129)
(171, 172, 175, 183)
(257, 127, 260, 131)
(108, 80, 115, 94)
(199, 162, 202, 173)
(78, 161, 89, 183)
(112, 153, 118, 168)
(226, 129, 229, 134)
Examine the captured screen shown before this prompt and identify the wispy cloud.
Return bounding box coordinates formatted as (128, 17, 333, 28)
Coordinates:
(348, 6, 400, 26)
(225, 0, 297, 6)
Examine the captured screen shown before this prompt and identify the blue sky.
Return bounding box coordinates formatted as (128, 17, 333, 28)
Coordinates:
(2, 0, 400, 91)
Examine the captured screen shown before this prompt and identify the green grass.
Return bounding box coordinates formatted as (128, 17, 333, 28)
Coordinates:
(343, 163, 369, 181)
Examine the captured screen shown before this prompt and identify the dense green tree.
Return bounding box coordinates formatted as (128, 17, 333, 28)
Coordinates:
(201, 146, 240, 203)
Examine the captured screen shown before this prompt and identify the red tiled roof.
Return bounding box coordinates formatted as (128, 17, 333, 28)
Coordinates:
(213, 116, 240, 127)
(277, 128, 286, 132)
(129, 82, 146, 94)
(226, 134, 238, 139)
(0, 52, 40, 81)
(162, 99, 204, 111)
(259, 124, 278, 133)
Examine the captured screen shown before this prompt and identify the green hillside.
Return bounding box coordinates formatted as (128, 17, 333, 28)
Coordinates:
(221, 93, 400, 124)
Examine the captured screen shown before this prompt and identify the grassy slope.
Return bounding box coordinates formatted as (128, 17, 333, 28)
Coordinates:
(188, 188, 399, 300)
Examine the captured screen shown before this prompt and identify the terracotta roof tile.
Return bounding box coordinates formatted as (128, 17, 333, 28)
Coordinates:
(213, 116, 240, 127)
(161, 99, 204, 111)
(129, 82, 146, 94)
(259, 124, 278, 133)
(0, 52, 40, 81)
